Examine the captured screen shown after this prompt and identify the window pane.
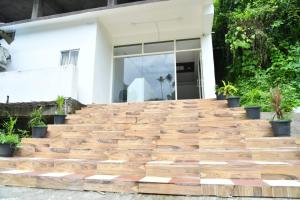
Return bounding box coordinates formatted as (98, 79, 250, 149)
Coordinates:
(176, 38, 201, 50)
(113, 53, 175, 103)
(61, 51, 69, 66)
(114, 44, 142, 56)
(70, 50, 79, 66)
(144, 41, 174, 53)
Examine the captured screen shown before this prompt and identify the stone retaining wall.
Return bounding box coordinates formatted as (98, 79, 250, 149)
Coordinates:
(0, 98, 85, 117)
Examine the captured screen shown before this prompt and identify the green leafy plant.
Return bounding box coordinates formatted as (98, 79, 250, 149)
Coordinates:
(56, 96, 65, 115)
(2, 116, 17, 135)
(28, 107, 46, 128)
(0, 134, 19, 145)
(0, 116, 19, 145)
(241, 88, 269, 108)
(17, 129, 30, 138)
(218, 80, 238, 96)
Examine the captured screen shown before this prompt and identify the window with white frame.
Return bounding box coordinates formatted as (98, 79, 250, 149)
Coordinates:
(60, 49, 79, 66)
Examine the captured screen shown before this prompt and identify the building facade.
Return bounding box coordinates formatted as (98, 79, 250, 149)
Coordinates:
(0, 0, 215, 104)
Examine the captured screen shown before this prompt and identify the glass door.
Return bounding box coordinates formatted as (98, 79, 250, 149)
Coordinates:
(112, 38, 202, 103)
(113, 53, 176, 103)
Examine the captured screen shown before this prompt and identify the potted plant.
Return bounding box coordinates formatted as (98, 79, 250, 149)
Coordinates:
(215, 84, 226, 100)
(220, 81, 240, 108)
(270, 87, 291, 137)
(0, 116, 19, 157)
(54, 96, 66, 124)
(243, 89, 262, 119)
(28, 107, 48, 138)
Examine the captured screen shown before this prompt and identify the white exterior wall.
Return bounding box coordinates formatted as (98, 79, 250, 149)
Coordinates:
(201, 34, 216, 99)
(0, 21, 98, 104)
(0, 67, 75, 102)
(92, 23, 113, 104)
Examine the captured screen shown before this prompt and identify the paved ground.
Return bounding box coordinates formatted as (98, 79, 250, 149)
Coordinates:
(0, 186, 291, 200)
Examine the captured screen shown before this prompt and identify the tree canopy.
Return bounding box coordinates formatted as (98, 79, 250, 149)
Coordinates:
(213, 0, 300, 112)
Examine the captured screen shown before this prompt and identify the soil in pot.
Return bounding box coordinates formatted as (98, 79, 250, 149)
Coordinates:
(270, 120, 291, 137)
(245, 106, 261, 119)
(216, 93, 226, 100)
(54, 115, 66, 124)
(227, 96, 240, 108)
(0, 144, 15, 157)
(32, 126, 48, 138)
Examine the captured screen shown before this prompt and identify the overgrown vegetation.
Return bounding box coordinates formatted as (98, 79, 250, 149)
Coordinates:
(213, 0, 300, 112)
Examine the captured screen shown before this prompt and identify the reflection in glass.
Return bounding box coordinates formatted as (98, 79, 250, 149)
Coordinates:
(144, 41, 174, 53)
(176, 38, 201, 50)
(113, 54, 175, 103)
(113, 44, 142, 56)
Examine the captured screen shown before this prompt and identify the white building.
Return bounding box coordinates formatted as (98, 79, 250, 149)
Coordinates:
(0, 0, 215, 104)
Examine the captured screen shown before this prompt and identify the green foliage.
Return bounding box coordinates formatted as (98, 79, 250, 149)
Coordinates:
(241, 88, 269, 108)
(2, 116, 17, 135)
(0, 116, 19, 145)
(17, 129, 30, 139)
(56, 96, 65, 115)
(28, 107, 46, 128)
(217, 81, 238, 96)
(214, 0, 300, 112)
(0, 134, 19, 145)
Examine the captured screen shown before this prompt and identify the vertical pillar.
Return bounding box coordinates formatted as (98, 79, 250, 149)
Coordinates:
(31, 0, 43, 19)
(108, 0, 116, 7)
(200, 34, 216, 99)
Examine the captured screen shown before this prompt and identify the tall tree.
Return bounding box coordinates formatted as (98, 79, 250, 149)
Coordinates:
(157, 76, 165, 100)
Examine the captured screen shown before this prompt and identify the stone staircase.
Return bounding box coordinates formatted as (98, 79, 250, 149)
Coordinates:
(0, 99, 299, 197)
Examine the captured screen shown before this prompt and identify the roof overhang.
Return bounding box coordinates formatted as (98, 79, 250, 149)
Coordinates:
(0, 0, 214, 45)
(101, 0, 214, 45)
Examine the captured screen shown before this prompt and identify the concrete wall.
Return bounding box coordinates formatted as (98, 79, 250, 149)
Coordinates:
(201, 34, 216, 99)
(1, 21, 98, 104)
(92, 23, 113, 104)
(0, 67, 75, 103)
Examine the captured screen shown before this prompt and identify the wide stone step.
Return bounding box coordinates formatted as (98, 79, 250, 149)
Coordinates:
(0, 158, 145, 176)
(145, 160, 300, 179)
(16, 147, 152, 161)
(0, 169, 299, 197)
(152, 149, 300, 161)
(158, 130, 272, 138)
(47, 124, 131, 135)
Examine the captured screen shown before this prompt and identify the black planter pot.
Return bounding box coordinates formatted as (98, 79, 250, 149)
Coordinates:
(216, 93, 226, 100)
(0, 144, 15, 157)
(270, 120, 291, 137)
(54, 115, 66, 124)
(32, 126, 48, 138)
(244, 106, 261, 119)
(227, 96, 240, 108)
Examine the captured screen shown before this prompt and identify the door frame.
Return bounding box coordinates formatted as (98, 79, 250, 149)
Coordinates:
(111, 39, 203, 103)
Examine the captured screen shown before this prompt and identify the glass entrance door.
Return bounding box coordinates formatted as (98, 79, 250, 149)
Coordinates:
(113, 53, 176, 103)
(112, 38, 202, 103)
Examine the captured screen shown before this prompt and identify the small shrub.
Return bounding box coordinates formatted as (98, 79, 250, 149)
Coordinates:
(0, 134, 19, 145)
(28, 107, 46, 128)
(270, 86, 289, 120)
(217, 81, 238, 96)
(0, 116, 20, 145)
(56, 96, 65, 115)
